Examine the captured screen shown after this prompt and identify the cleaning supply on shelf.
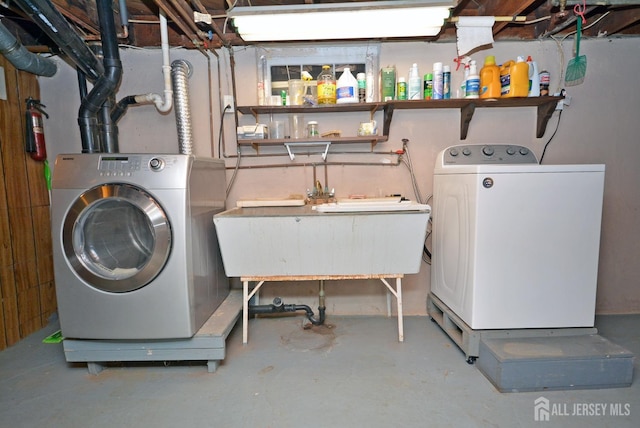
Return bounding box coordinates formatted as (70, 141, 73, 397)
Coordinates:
(397, 77, 408, 100)
(337, 67, 358, 104)
(459, 58, 471, 98)
(317, 65, 336, 104)
(527, 56, 540, 97)
(465, 60, 480, 99)
(381, 66, 396, 102)
(480, 55, 501, 99)
(443, 65, 451, 99)
(539, 70, 550, 96)
(500, 56, 529, 98)
(423, 73, 433, 100)
(433, 62, 444, 99)
(357, 72, 366, 103)
(408, 63, 422, 100)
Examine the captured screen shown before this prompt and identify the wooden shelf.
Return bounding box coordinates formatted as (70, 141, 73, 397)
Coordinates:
(384, 96, 563, 139)
(237, 135, 389, 153)
(237, 102, 386, 118)
(236, 97, 563, 156)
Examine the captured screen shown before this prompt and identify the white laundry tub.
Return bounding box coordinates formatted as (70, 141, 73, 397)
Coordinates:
(213, 203, 430, 277)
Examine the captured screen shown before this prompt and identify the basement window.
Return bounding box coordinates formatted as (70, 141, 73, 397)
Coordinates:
(258, 44, 380, 100)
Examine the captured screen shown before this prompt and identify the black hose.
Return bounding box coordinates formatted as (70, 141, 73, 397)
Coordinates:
(111, 95, 138, 123)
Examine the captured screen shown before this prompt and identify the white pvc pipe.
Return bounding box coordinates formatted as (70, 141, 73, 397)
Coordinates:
(135, 9, 172, 112)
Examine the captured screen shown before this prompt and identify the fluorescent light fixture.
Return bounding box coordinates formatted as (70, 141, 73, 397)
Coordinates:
(228, 1, 455, 42)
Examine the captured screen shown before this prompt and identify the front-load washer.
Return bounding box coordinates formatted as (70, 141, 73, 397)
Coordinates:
(431, 144, 605, 330)
(51, 153, 229, 339)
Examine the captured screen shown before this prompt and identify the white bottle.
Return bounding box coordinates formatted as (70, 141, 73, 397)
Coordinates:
(433, 62, 444, 100)
(408, 63, 422, 100)
(527, 56, 541, 97)
(465, 60, 480, 99)
(460, 62, 470, 98)
(336, 67, 358, 104)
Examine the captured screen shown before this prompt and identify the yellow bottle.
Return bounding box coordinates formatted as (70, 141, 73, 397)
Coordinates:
(317, 65, 336, 104)
(480, 55, 501, 99)
(500, 56, 529, 98)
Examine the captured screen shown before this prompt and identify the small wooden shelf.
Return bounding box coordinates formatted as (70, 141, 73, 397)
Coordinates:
(237, 102, 386, 118)
(237, 135, 389, 154)
(385, 96, 563, 139)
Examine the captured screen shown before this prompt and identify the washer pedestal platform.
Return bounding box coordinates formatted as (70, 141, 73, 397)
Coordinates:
(427, 293, 634, 392)
(63, 290, 242, 375)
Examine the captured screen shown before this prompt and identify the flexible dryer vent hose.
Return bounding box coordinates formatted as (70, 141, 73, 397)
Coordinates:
(171, 59, 193, 155)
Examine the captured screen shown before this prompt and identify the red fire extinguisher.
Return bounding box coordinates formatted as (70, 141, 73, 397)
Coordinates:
(25, 97, 49, 162)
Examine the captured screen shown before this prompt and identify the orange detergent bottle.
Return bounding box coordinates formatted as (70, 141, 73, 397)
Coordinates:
(500, 56, 529, 97)
(479, 55, 501, 99)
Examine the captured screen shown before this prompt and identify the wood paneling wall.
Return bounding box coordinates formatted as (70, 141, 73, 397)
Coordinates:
(0, 56, 56, 350)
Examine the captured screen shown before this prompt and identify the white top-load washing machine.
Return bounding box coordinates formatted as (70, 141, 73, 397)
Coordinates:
(431, 144, 605, 330)
(51, 154, 228, 340)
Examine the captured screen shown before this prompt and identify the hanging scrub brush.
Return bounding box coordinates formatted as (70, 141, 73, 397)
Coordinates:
(565, 0, 587, 86)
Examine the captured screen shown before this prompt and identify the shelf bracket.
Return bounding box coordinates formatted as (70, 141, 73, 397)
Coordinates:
(284, 141, 331, 161)
(383, 104, 395, 137)
(460, 102, 476, 140)
(536, 101, 558, 138)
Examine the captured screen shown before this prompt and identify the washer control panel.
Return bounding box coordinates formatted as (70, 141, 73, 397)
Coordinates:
(442, 144, 538, 165)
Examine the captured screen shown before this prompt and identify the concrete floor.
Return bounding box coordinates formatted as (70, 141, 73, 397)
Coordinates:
(1, 313, 638, 428)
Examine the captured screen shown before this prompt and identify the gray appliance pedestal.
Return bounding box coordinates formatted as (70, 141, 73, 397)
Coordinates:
(62, 290, 241, 375)
(428, 293, 634, 392)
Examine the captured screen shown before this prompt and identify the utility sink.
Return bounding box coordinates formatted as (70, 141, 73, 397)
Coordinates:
(213, 203, 431, 277)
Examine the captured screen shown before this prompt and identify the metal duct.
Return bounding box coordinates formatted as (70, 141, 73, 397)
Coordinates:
(0, 21, 57, 77)
(13, 0, 103, 82)
(171, 59, 193, 155)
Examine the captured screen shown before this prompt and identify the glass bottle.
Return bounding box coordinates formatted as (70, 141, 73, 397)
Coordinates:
(317, 65, 336, 105)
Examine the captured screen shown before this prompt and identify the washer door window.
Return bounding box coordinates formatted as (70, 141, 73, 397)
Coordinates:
(63, 183, 172, 293)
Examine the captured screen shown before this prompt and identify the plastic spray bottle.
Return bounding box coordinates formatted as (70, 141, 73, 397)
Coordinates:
(460, 59, 471, 98)
(465, 60, 480, 99)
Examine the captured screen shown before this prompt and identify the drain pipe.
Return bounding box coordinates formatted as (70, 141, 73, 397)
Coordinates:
(77, 0, 122, 153)
(0, 21, 57, 77)
(113, 9, 173, 120)
(171, 59, 193, 155)
(250, 297, 326, 326)
(99, 97, 119, 153)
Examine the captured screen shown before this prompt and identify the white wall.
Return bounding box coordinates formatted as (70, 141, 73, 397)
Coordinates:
(39, 37, 640, 315)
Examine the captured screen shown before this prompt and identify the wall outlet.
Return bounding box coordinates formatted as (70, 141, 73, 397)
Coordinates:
(223, 95, 234, 113)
